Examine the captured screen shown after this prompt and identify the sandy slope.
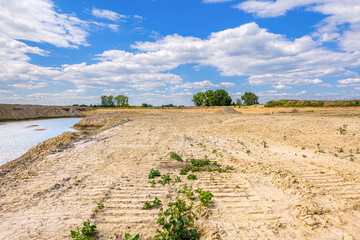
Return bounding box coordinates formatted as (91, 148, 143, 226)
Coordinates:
(0, 107, 360, 239)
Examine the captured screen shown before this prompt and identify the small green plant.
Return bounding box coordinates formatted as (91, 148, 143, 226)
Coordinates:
(154, 199, 199, 240)
(143, 197, 162, 210)
(196, 188, 213, 206)
(70, 220, 96, 240)
(262, 141, 268, 148)
(190, 158, 210, 167)
(338, 124, 348, 134)
(213, 161, 221, 167)
(174, 176, 182, 183)
(212, 149, 217, 153)
(177, 184, 194, 199)
(339, 148, 344, 153)
(97, 200, 104, 210)
(302, 155, 307, 158)
(125, 233, 140, 240)
(334, 153, 339, 157)
(320, 171, 325, 174)
(149, 169, 161, 179)
(187, 174, 197, 180)
(150, 180, 156, 187)
(246, 150, 251, 154)
(170, 152, 183, 162)
(190, 144, 193, 147)
(158, 175, 172, 186)
(180, 168, 191, 175)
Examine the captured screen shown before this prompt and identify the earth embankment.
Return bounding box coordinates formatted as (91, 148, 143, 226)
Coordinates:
(0, 104, 88, 121)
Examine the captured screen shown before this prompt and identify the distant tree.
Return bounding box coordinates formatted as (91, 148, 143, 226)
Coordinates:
(141, 103, 153, 108)
(193, 89, 232, 106)
(192, 92, 206, 106)
(162, 104, 175, 107)
(115, 95, 129, 107)
(241, 92, 259, 106)
(236, 98, 242, 105)
(107, 95, 115, 107)
(101, 95, 115, 107)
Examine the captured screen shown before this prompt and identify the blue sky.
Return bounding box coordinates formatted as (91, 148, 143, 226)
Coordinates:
(0, 0, 360, 106)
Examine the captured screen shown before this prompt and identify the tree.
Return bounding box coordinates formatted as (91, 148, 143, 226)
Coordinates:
(236, 98, 242, 105)
(141, 103, 153, 108)
(100, 95, 115, 107)
(241, 92, 259, 106)
(192, 92, 206, 106)
(115, 95, 129, 107)
(192, 89, 232, 106)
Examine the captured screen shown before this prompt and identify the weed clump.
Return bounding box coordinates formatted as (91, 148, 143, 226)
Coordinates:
(125, 233, 140, 240)
(190, 158, 210, 167)
(338, 124, 348, 134)
(143, 197, 162, 210)
(149, 169, 161, 179)
(154, 199, 199, 240)
(159, 175, 172, 186)
(187, 174, 197, 180)
(70, 220, 96, 240)
(196, 188, 214, 206)
(170, 152, 183, 162)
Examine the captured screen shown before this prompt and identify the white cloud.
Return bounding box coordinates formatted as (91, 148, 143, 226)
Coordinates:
(170, 80, 220, 91)
(91, 8, 126, 22)
(0, 0, 89, 48)
(273, 84, 292, 89)
(338, 78, 360, 84)
(220, 82, 236, 88)
(236, 0, 360, 52)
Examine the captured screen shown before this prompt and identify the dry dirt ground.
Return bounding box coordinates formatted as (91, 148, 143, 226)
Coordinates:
(1, 106, 360, 239)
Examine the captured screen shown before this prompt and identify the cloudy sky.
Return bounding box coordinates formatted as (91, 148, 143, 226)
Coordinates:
(0, 0, 360, 106)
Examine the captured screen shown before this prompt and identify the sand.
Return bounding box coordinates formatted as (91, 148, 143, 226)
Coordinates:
(1, 106, 360, 239)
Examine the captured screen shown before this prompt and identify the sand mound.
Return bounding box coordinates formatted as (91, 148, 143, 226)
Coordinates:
(216, 106, 242, 114)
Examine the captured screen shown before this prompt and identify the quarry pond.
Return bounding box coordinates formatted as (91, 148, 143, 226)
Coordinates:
(0, 118, 81, 166)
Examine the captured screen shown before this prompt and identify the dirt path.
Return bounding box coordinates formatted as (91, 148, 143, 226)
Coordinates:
(0, 108, 360, 239)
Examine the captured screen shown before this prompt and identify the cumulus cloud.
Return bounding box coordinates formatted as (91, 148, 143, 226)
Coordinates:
(0, 0, 89, 48)
(220, 82, 236, 88)
(132, 22, 359, 86)
(273, 84, 292, 89)
(236, 0, 360, 52)
(170, 80, 220, 91)
(91, 8, 127, 22)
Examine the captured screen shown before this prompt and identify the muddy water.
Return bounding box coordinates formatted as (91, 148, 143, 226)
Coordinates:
(0, 118, 81, 166)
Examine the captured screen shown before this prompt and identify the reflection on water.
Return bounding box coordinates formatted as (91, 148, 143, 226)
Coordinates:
(0, 118, 81, 166)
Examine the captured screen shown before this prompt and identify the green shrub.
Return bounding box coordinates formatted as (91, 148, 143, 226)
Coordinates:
(149, 169, 161, 179)
(177, 184, 195, 199)
(170, 152, 183, 162)
(143, 197, 162, 210)
(125, 233, 140, 240)
(187, 174, 197, 180)
(196, 188, 214, 206)
(158, 175, 172, 186)
(154, 199, 199, 240)
(70, 220, 96, 240)
(190, 158, 210, 167)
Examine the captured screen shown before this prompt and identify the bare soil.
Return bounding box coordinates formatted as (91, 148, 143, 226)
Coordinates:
(1, 106, 360, 239)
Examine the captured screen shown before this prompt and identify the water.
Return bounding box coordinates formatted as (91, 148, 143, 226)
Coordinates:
(0, 118, 82, 166)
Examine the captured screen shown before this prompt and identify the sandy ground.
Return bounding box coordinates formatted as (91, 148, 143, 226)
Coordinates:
(1, 106, 360, 239)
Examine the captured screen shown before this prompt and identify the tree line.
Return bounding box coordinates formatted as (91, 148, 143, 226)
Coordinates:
(192, 89, 258, 106)
(73, 90, 259, 107)
(100, 95, 129, 107)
